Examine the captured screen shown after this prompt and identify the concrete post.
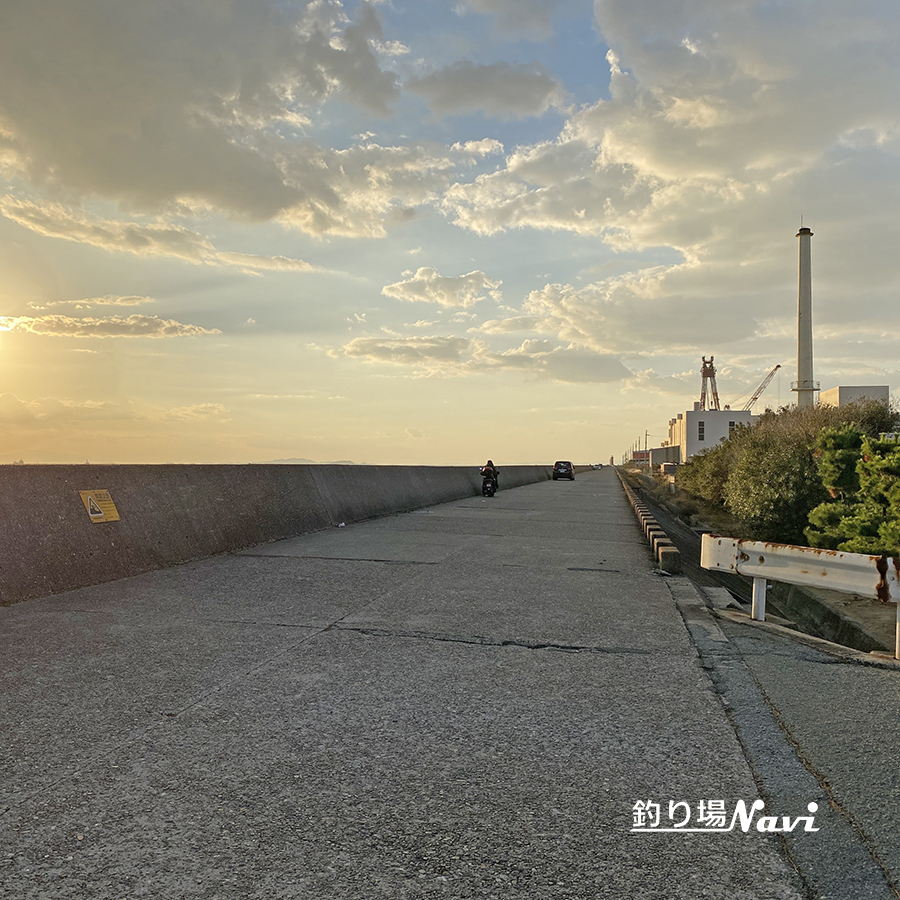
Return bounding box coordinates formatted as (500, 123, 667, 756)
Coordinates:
(752, 576, 767, 621)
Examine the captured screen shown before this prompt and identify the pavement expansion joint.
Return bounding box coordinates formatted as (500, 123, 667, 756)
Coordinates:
(331, 624, 653, 655)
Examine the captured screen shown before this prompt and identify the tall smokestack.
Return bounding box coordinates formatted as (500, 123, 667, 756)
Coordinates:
(793, 226, 819, 408)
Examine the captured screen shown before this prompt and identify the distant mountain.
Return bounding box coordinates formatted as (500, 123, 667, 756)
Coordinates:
(254, 458, 357, 465)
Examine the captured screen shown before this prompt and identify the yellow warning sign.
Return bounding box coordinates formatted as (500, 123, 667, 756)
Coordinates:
(79, 489, 120, 523)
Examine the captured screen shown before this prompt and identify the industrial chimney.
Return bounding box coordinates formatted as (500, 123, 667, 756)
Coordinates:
(792, 226, 819, 408)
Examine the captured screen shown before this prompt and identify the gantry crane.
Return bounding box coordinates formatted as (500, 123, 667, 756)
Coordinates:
(699, 356, 720, 411)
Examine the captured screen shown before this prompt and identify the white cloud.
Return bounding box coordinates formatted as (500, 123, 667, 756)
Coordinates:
(341, 335, 472, 366)
(493, 340, 631, 383)
(477, 315, 542, 334)
(276, 141, 459, 237)
(452, 139, 505, 157)
(0, 196, 319, 269)
(0, 314, 220, 338)
(382, 267, 502, 308)
(0, 1, 399, 218)
(166, 403, 229, 420)
(28, 295, 154, 310)
(0, 196, 217, 262)
(406, 61, 563, 119)
(336, 332, 630, 383)
(434, 1, 900, 369)
(621, 369, 696, 397)
(214, 252, 320, 273)
(441, 2, 900, 251)
(374, 40, 411, 57)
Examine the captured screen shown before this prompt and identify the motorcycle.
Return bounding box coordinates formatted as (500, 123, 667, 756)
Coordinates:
(481, 469, 497, 497)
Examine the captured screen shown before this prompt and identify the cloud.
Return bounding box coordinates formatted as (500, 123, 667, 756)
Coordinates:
(0, 393, 41, 425)
(28, 295, 154, 311)
(0, 197, 217, 261)
(341, 335, 472, 366)
(336, 332, 629, 383)
(0, 314, 221, 338)
(492, 340, 631, 383)
(214, 252, 320, 273)
(0, 196, 319, 269)
(437, 1, 900, 370)
(406, 61, 563, 119)
(621, 369, 697, 397)
(0, 393, 233, 430)
(477, 315, 542, 334)
(166, 403, 229, 420)
(0, 393, 140, 426)
(276, 141, 459, 238)
(0, 3, 530, 239)
(382, 267, 502, 308)
(248, 393, 316, 401)
(0, 1, 399, 219)
(466, 261, 774, 358)
(452, 139, 505, 157)
(454, 0, 564, 39)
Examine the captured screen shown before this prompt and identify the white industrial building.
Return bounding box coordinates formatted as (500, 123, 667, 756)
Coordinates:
(819, 385, 889, 407)
(667, 406, 758, 463)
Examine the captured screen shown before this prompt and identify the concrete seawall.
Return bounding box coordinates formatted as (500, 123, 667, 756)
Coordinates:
(1, 464, 551, 605)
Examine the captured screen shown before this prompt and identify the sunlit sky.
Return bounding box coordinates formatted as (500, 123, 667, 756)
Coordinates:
(1, 0, 899, 464)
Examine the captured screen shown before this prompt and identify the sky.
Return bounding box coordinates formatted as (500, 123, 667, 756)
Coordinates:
(1, 0, 899, 465)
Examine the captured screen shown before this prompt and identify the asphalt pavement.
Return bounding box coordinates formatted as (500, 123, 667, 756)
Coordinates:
(2, 468, 897, 899)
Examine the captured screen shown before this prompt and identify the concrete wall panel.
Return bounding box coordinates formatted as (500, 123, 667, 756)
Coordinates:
(1, 463, 551, 605)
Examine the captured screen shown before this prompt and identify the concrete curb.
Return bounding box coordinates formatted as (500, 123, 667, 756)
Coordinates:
(668, 577, 898, 900)
(713, 606, 900, 670)
(615, 469, 682, 573)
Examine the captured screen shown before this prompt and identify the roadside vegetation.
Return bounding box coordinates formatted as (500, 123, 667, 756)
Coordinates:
(674, 400, 899, 545)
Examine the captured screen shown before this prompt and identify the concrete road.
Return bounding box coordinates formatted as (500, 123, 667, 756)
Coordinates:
(0, 468, 887, 898)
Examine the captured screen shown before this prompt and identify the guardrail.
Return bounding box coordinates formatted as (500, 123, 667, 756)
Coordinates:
(701, 534, 900, 659)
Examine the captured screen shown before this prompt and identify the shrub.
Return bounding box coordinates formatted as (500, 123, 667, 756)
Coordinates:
(722, 430, 827, 543)
(805, 433, 900, 555)
(675, 441, 734, 505)
(676, 398, 898, 545)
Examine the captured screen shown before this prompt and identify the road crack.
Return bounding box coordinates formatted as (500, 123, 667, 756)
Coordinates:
(330, 624, 653, 654)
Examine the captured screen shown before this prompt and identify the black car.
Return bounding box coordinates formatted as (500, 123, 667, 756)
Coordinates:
(552, 460, 575, 480)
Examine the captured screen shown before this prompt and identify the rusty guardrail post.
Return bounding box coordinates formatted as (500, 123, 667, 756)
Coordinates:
(701, 533, 900, 659)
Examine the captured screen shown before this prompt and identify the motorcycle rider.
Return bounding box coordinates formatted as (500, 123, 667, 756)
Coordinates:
(481, 459, 499, 493)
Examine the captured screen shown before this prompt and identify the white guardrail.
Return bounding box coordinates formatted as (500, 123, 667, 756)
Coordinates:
(700, 534, 900, 659)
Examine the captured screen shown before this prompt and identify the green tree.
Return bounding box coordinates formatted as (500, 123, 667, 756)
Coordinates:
(804, 425, 865, 548)
(675, 440, 735, 505)
(723, 429, 827, 543)
(837, 437, 900, 555)
(812, 424, 865, 498)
